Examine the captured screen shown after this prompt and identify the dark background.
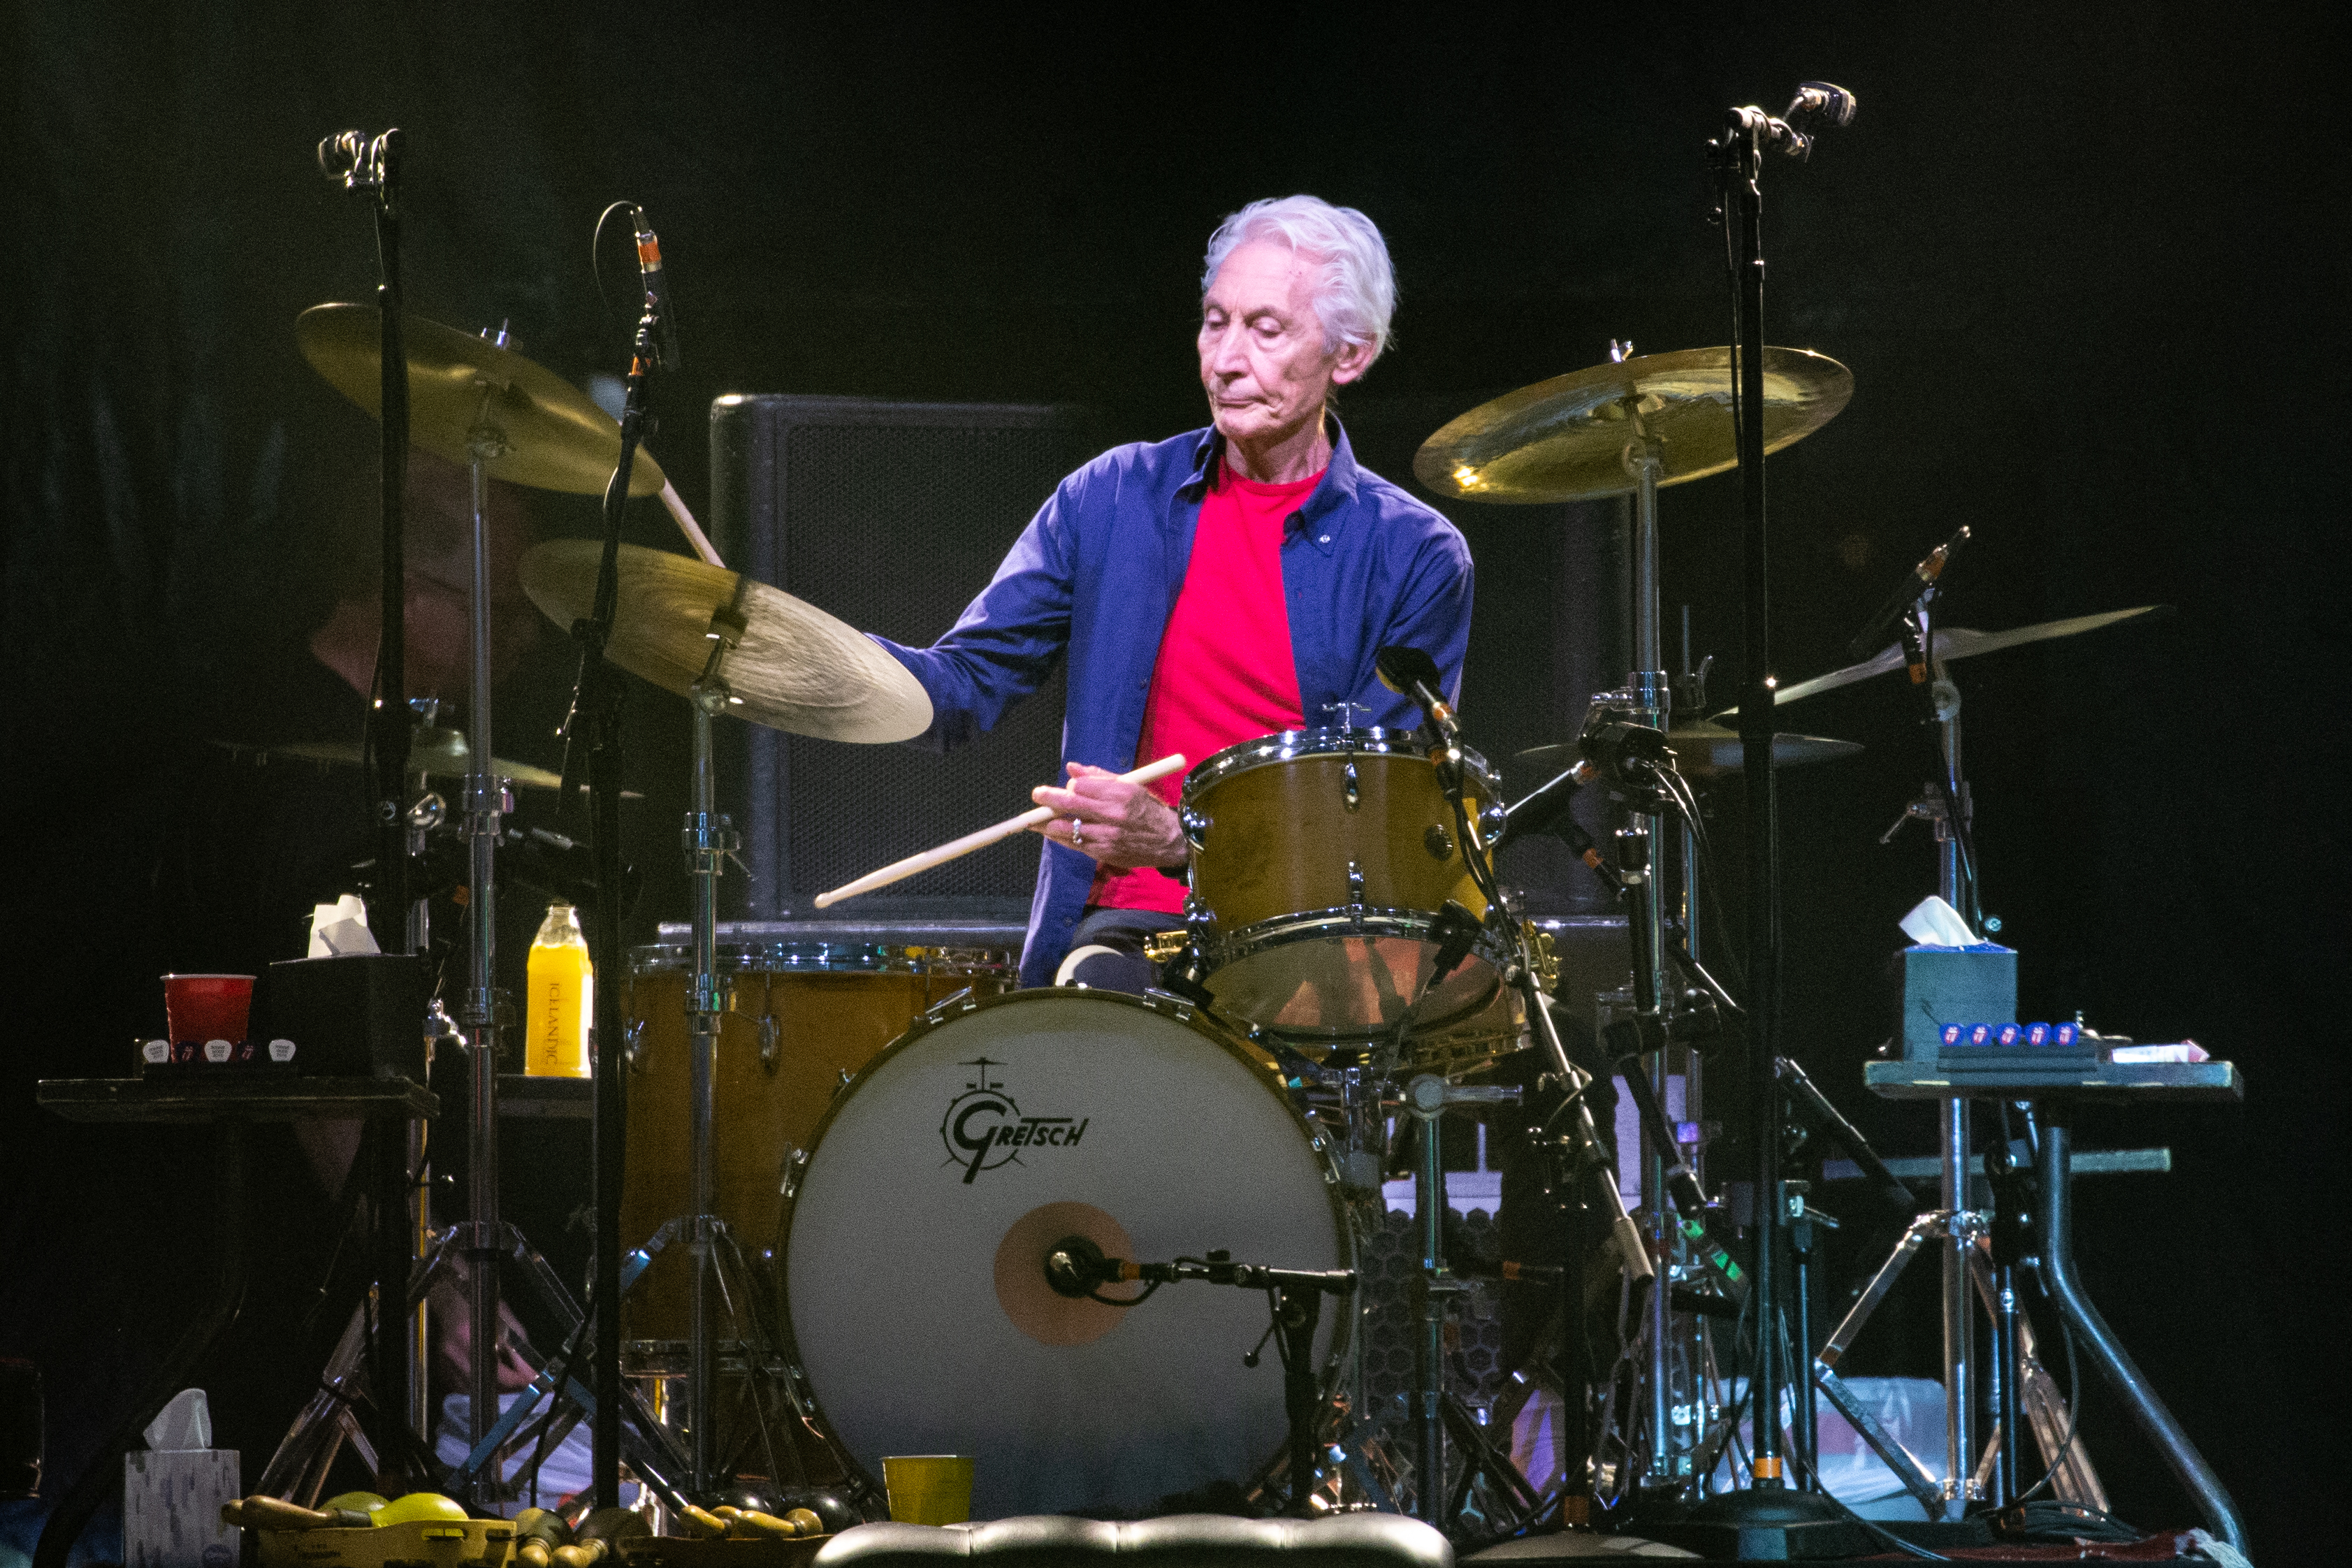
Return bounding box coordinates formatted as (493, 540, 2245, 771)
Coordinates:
(2, 0, 2342, 1555)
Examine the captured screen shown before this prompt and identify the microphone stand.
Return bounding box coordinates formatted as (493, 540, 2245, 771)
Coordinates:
(320, 124, 421, 1486)
(1667, 99, 1852, 1556)
(1050, 1244, 1356, 1518)
(564, 300, 663, 1511)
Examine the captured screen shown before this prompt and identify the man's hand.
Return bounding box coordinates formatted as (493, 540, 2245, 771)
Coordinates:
(1031, 762, 1189, 868)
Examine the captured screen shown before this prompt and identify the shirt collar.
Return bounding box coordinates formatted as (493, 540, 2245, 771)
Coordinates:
(1180, 412, 1364, 523)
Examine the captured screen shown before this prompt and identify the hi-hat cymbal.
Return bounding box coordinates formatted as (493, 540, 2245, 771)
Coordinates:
(1414, 347, 1852, 504)
(226, 728, 571, 791)
(518, 542, 934, 743)
(297, 304, 666, 497)
(1748, 605, 2173, 711)
(1517, 719, 1861, 782)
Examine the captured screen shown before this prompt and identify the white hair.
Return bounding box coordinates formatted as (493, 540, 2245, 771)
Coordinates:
(1201, 195, 1397, 368)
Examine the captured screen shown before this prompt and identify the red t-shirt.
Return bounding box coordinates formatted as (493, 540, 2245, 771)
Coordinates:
(1089, 464, 1319, 911)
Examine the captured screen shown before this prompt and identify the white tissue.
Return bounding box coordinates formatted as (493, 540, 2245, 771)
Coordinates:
(1899, 894, 1978, 948)
(143, 1387, 211, 1451)
(307, 894, 379, 958)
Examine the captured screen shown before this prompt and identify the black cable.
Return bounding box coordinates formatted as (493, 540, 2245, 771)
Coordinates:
(2008, 1307, 2084, 1508)
(590, 201, 636, 319)
(1086, 1280, 1160, 1307)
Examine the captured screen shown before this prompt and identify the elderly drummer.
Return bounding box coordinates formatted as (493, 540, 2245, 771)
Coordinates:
(876, 195, 1474, 990)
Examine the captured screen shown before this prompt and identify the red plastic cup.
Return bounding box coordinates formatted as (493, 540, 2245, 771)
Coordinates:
(162, 974, 254, 1046)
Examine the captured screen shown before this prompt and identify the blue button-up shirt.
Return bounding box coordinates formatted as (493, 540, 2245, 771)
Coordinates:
(874, 418, 1475, 986)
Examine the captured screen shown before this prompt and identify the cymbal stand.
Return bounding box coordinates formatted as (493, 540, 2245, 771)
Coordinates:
(679, 592, 748, 1493)
(1585, 393, 1718, 1502)
(453, 382, 517, 1509)
(1878, 590, 1987, 1517)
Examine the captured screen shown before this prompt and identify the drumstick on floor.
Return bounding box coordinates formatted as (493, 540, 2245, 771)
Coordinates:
(813, 753, 1187, 908)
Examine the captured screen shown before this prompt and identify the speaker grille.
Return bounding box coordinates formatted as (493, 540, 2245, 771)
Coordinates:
(713, 397, 1096, 917)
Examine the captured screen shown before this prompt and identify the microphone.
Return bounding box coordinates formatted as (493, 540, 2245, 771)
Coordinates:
(1377, 645, 1468, 805)
(1374, 644, 1462, 747)
(1773, 80, 1859, 159)
(1845, 524, 1970, 660)
(1785, 81, 1859, 131)
(632, 206, 683, 370)
(316, 128, 398, 191)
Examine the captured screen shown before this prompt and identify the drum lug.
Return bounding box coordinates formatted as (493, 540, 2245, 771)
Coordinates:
(622, 1017, 646, 1073)
(1179, 804, 1212, 850)
(1342, 758, 1360, 811)
(1423, 823, 1453, 862)
(758, 1014, 781, 1074)
(780, 1145, 808, 1201)
(1346, 859, 1366, 915)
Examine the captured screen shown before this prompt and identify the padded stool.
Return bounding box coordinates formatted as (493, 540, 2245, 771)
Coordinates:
(815, 1515, 1454, 1568)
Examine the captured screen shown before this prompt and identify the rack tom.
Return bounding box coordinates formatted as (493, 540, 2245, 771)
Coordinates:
(620, 922, 1019, 1344)
(1181, 727, 1509, 1038)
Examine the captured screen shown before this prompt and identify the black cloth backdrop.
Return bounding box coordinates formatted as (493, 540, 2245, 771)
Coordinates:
(2, 0, 2343, 1552)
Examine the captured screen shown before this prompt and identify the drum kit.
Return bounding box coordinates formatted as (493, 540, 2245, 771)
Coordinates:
(262, 163, 2172, 1549)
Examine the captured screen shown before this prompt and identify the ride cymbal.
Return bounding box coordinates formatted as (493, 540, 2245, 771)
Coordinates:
(518, 542, 934, 743)
(1414, 346, 1852, 504)
(297, 303, 666, 497)
(1516, 718, 1861, 781)
(1753, 605, 2172, 710)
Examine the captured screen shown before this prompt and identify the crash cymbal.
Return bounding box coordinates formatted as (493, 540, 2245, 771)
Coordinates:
(229, 728, 569, 791)
(518, 542, 934, 743)
(297, 304, 666, 497)
(1753, 605, 2172, 710)
(1517, 719, 1861, 781)
(1414, 346, 1852, 504)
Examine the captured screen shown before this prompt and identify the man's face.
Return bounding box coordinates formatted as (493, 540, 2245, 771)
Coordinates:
(1198, 239, 1370, 449)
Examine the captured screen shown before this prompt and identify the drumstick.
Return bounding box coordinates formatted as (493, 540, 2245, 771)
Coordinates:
(813, 753, 1187, 908)
(658, 478, 725, 568)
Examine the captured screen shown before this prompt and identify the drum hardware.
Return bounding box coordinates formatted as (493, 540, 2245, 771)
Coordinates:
(1395, 1073, 1541, 1533)
(521, 393, 931, 1506)
(1414, 313, 1857, 1522)
(1038, 1238, 1360, 1518)
(299, 293, 700, 1499)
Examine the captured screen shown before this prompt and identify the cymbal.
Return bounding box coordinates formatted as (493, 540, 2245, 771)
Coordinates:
(1414, 346, 1852, 504)
(234, 728, 569, 790)
(1517, 719, 1861, 782)
(296, 304, 666, 497)
(518, 542, 934, 743)
(1754, 605, 2172, 710)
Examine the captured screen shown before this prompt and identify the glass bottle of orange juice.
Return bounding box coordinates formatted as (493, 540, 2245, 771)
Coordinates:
(525, 901, 593, 1077)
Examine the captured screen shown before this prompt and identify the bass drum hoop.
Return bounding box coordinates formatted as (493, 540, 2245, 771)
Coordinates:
(773, 986, 1357, 1514)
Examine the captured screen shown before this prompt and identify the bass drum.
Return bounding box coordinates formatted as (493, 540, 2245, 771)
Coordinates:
(781, 989, 1351, 1520)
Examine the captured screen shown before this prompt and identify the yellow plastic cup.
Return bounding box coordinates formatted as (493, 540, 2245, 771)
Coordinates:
(882, 1455, 975, 1525)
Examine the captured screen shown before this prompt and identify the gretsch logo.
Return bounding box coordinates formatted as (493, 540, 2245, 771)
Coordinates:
(939, 1057, 1089, 1184)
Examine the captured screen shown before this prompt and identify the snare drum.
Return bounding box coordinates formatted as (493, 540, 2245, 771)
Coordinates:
(779, 989, 1351, 1518)
(1182, 727, 1509, 1038)
(620, 929, 1017, 1344)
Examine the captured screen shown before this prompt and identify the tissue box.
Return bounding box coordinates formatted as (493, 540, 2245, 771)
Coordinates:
(1888, 945, 2017, 1063)
(245, 954, 430, 1081)
(124, 1449, 239, 1568)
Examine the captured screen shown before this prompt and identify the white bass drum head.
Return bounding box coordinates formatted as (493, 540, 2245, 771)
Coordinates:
(783, 989, 1348, 1518)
